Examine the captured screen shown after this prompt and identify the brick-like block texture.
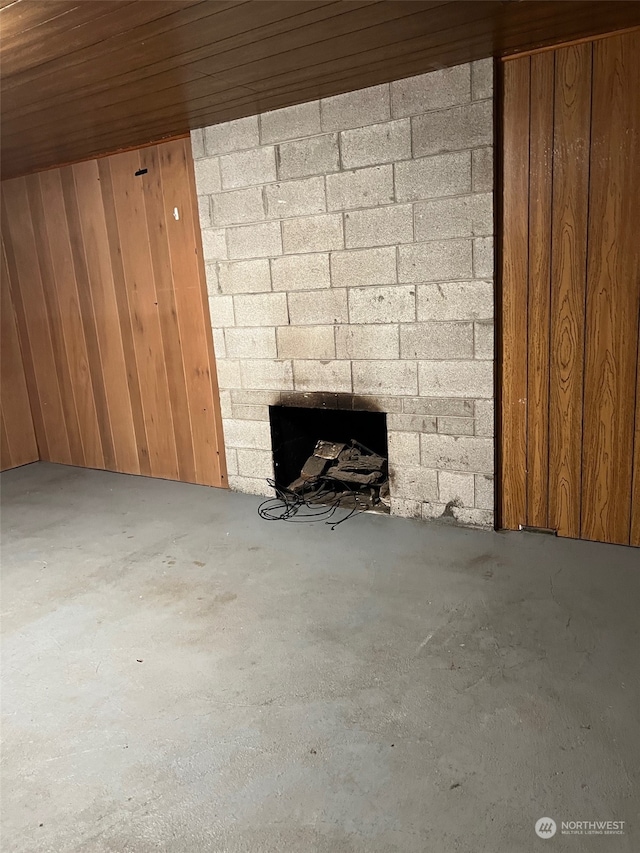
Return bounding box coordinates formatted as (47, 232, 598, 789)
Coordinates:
(192, 61, 494, 526)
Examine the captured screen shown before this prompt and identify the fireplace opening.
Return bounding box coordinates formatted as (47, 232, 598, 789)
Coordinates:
(269, 405, 389, 513)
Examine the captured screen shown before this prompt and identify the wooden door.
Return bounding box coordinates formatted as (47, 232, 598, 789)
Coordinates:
(500, 30, 640, 546)
(1, 138, 227, 488)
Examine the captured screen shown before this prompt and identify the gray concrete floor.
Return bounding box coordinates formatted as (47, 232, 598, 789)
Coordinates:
(1, 462, 638, 853)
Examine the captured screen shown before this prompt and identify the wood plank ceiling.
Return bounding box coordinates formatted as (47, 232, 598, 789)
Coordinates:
(1, 0, 639, 179)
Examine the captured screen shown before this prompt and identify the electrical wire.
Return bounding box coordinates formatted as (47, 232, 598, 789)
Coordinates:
(257, 476, 379, 530)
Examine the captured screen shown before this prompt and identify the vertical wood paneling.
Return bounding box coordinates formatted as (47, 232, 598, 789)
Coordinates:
(526, 51, 554, 529)
(500, 56, 530, 529)
(632, 359, 640, 547)
(581, 32, 640, 544)
(1, 139, 226, 488)
(0, 243, 38, 470)
(548, 43, 592, 539)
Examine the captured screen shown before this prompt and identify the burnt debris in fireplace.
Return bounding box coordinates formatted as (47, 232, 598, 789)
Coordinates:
(288, 438, 390, 513)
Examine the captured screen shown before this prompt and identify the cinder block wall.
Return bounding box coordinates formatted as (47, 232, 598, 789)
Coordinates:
(192, 60, 494, 526)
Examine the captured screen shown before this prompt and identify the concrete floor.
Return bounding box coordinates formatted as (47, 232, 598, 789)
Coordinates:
(1, 462, 638, 853)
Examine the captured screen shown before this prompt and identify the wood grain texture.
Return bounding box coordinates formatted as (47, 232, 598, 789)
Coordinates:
(548, 43, 592, 539)
(526, 50, 555, 530)
(499, 56, 530, 530)
(581, 32, 640, 544)
(0, 242, 38, 470)
(2, 1, 640, 179)
(1, 140, 227, 488)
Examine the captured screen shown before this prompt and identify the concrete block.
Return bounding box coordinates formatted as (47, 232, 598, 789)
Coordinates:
(271, 253, 330, 291)
(437, 416, 474, 436)
(226, 221, 282, 259)
(282, 213, 344, 253)
(391, 65, 471, 117)
(389, 466, 438, 501)
(398, 240, 473, 282)
(236, 448, 274, 479)
(414, 193, 493, 240)
(474, 321, 494, 359)
(293, 360, 352, 393)
(198, 195, 211, 228)
(232, 405, 270, 421)
(233, 292, 288, 326)
(223, 417, 272, 449)
(276, 325, 335, 359)
(474, 399, 494, 436)
(288, 288, 348, 325)
(207, 294, 234, 327)
(345, 205, 413, 248)
(220, 147, 276, 189)
(400, 322, 473, 359)
(403, 397, 473, 417)
(330, 247, 396, 288)
(340, 119, 411, 169)
(240, 359, 294, 391)
(473, 237, 494, 278)
(201, 227, 227, 261)
(417, 281, 493, 321)
(219, 389, 233, 418)
(205, 116, 259, 155)
(352, 395, 403, 413)
(412, 101, 493, 156)
(215, 359, 241, 389)
(326, 166, 394, 211)
(227, 475, 274, 498)
(261, 101, 321, 144)
(194, 158, 221, 193)
(224, 327, 277, 360)
(190, 128, 205, 159)
(472, 147, 493, 192)
(387, 413, 437, 433)
(475, 474, 494, 510)
(472, 58, 493, 100)
(265, 177, 326, 219)
(211, 328, 226, 359)
(224, 446, 238, 475)
(231, 389, 281, 406)
(449, 505, 493, 527)
(335, 324, 398, 359)
(348, 285, 415, 324)
(218, 259, 271, 294)
(419, 360, 493, 398)
(420, 433, 494, 473)
(277, 134, 340, 179)
(394, 151, 471, 202)
(390, 498, 422, 518)
(212, 186, 264, 226)
(438, 470, 475, 506)
(321, 84, 390, 131)
(352, 360, 417, 395)
(205, 262, 218, 296)
(387, 431, 420, 467)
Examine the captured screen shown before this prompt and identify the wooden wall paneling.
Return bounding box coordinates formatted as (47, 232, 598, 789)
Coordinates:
(547, 43, 592, 539)
(154, 138, 226, 487)
(581, 32, 640, 544)
(138, 143, 197, 485)
(40, 169, 107, 469)
(107, 148, 180, 482)
(0, 243, 38, 470)
(97, 157, 152, 476)
(632, 354, 640, 547)
(500, 56, 530, 529)
(1, 179, 71, 463)
(526, 51, 555, 529)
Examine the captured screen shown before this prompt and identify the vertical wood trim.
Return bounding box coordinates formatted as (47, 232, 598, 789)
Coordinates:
(581, 32, 640, 544)
(183, 137, 228, 487)
(632, 342, 640, 546)
(526, 51, 555, 529)
(500, 56, 530, 529)
(548, 43, 592, 539)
